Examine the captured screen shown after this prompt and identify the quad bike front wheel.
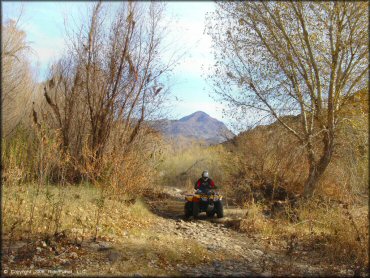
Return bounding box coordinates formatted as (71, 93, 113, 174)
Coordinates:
(214, 201, 224, 218)
(192, 202, 200, 218)
(184, 202, 192, 219)
(206, 203, 215, 217)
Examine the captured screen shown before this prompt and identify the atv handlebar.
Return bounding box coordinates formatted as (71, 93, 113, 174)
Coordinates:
(195, 189, 219, 195)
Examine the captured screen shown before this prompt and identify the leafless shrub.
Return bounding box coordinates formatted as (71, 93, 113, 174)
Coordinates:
(31, 2, 175, 188)
(2, 18, 35, 138)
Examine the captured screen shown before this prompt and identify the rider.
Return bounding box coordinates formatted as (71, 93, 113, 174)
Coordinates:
(194, 171, 216, 193)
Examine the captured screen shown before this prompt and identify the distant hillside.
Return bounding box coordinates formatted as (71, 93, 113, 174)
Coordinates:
(150, 111, 234, 144)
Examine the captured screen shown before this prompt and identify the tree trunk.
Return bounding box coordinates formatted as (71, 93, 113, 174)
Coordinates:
(303, 164, 322, 198)
(303, 131, 334, 198)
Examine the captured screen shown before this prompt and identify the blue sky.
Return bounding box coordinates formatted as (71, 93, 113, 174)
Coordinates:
(2, 1, 231, 125)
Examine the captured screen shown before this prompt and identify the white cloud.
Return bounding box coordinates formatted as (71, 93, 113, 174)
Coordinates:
(33, 44, 64, 64)
(164, 3, 215, 67)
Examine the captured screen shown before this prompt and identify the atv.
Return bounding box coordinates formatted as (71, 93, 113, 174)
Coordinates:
(184, 189, 224, 219)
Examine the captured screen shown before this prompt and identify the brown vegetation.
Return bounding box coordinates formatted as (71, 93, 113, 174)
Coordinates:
(31, 2, 172, 184)
(207, 2, 368, 197)
(2, 1, 175, 264)
(2, 1, 368, 276)
(2, 18, 35, 137)
(156, 86, 368, 272)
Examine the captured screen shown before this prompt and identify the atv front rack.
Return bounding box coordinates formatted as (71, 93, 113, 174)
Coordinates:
(185, 193, 222, 202)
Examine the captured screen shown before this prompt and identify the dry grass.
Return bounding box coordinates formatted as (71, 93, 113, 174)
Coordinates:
(240, 199, 369, 273)
(296, 199, 368, 269)
(2, 183, 155, 243)
(159, 143, 232, 190)
(2, 183, 219, 276)
(101, 232, 215, 276)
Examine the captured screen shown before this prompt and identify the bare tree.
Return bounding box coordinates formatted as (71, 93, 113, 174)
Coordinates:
(35, 2, 175, 181)
(2, 18, 35, 137)
(207, 2, 368, 197)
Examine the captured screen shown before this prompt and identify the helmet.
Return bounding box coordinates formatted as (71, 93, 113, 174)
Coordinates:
(202, 171, 209, 179)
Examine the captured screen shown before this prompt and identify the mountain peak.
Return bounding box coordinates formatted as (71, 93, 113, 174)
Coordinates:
(179, 111, 212, 122)
(192, 111, 209, 116)
(152, 111, 234, 144)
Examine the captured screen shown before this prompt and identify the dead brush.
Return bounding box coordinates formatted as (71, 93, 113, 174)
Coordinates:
(1, 128, 32, 186)
(5, 194, 25, 255)
(28, 128, 65, 240)
(239, 195, 368, 274)
(184, 178, 195, 193)
(2, 141, 28, 248)
(295, 198, 368, 271)
(2, 128, 161, 251)
(158, 143, 229, 192)
(92, 185, 107, 242)
(338, 202, 368, 274)
(3, 125, 73, 245)
(240, 201, 271, 235)
(51, 182, 68, 236)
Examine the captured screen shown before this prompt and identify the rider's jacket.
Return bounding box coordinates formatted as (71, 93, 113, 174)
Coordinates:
(194, 178, 215, 193)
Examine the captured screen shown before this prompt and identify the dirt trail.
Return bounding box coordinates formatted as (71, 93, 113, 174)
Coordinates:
(146, 186, 350, 277)
(3, 186, 356, 276)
